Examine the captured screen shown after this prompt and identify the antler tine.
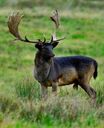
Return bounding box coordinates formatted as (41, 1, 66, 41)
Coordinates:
(8, 12, 39, 44)
(54, 37, 65, 42)
(43, 37, 46, 43)
(51, 33, 65, 43)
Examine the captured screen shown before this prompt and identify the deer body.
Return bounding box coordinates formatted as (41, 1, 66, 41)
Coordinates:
(34, 44, 98, 99)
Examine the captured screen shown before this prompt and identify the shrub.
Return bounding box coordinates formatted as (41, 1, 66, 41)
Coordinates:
(0, 94, 19, 113)
(15, 76, 40, 101)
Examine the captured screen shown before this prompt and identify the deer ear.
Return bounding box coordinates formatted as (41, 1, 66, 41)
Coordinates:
(52, 41, 59, 48)
(35, 43, 43, 50)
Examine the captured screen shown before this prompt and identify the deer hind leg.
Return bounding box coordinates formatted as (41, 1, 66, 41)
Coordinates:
(89, 86, 96, 99)
(41, 85, 48, 99)
(79, 73, 96, 99)
(80, 83, 96, 106)
(80, 83, 96, 99)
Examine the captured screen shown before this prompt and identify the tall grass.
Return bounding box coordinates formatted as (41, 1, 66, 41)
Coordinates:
(0, 75, 104, 127)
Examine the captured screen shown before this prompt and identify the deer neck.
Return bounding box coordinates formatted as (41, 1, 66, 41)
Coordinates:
(34, 52, 53, 83)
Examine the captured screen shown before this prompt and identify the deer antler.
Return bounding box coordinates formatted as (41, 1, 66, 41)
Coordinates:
(50, 34, 65, 43)
(50, 10, 59, 29)
(8, 12, 43, 44)
(50, 10, 65, 43)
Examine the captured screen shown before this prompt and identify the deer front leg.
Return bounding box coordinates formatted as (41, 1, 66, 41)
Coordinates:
(52, 82, 58, 96)
(40, 85, 48, 99)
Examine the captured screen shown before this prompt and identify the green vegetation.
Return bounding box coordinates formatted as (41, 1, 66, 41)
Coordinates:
(1, 0, 104, 9)
(0, 1, 104, 127)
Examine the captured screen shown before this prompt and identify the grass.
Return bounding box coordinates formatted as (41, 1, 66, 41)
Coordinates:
(0, 7, 104, 128)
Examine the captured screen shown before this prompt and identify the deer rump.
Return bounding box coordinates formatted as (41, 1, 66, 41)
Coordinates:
(37, 55, 98, 87)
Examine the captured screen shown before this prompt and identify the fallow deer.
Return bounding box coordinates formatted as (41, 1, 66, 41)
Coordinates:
(8, 11, 98, 100)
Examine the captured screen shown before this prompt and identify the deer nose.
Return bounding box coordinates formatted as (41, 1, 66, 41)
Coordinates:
(51, 53, 55, 57)
(49, 53, 55, 57)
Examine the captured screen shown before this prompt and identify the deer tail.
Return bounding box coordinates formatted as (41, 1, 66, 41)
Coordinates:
(93, 60, 98, 79)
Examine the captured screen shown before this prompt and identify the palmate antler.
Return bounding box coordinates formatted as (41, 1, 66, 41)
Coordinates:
(50, 10, 65, 43)
(8, 11, 64, 45)
(50, 10, 59, 29)
(8, 12, 45, 44)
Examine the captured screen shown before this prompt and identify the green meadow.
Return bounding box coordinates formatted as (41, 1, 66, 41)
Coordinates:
(0, 3, 104, 128)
